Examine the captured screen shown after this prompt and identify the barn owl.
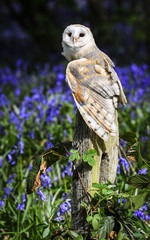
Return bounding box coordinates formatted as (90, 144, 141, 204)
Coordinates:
(62, 24, 127, 141)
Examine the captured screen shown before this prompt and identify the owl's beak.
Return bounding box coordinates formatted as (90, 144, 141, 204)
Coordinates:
(72, 37, 78, 44)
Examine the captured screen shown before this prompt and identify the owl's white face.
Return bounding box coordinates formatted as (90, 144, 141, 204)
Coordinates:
(62, 24, 93, 48)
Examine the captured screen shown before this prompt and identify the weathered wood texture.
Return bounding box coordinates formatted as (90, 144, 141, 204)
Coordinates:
(71, 110, 119, 231)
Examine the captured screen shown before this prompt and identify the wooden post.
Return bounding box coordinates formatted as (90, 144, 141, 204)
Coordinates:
(71, 110, 119, 232)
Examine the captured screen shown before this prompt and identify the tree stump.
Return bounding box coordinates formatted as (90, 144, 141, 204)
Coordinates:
(71, 110, 119, 233)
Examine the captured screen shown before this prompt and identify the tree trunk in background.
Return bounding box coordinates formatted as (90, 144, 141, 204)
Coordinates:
(71, 110, 119, 233)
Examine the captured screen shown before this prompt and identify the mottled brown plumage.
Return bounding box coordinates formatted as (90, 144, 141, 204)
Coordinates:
(62, 24, 127, 141)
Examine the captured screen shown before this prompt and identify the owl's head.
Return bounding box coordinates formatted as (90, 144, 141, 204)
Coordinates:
(62, 24, 94, 48)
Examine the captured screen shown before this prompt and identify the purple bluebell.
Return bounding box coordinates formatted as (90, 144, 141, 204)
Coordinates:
(22, 194, 27, 203)
(46, 167, 52, 172)
(118, 198, 126, 203)
(117, 163, 120, 174)
(63, 129, 67, 138)
(61, 160, 72, 178)
(18, 140, 24, 154)
(55, 193, 71, 221)
(138, 168, 147, 175)
(8, 174, 16, 184)
(16, 203, 25, 211)
(36, 190, 47, 201)
(133, 210, 148, 220)
(66, 115, 72, 123)
(120, 157, 129, 171)
(4, 187, 12, 196)
(29, 163, 33, 171)
(0, 200, 5, 210)
(40, 173, 52, 187)
(0, 157, 3, 167)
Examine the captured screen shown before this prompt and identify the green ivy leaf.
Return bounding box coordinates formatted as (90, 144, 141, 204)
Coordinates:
(88, 157, 96, 167)
(69, 149, 80, 161)
(70, 149, 78, 154)
(86, 216, 93, 222)
(92, 218, 99, 230)
(69, 154, 76, 161)
(93, 214, 100, 220)
(87, 149, 97, 156)
(83, 154, 88, 162)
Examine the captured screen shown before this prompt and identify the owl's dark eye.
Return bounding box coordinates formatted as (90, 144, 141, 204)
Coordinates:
(79, 33, 85, 37)
(68, 32, 72, 37)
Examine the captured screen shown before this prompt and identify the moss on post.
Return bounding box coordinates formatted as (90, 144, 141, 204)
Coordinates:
(71, 110, 119, 233)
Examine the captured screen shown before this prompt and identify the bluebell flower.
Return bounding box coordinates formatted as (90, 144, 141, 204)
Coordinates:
(16, 59, 23, 68)
(8, 174, 16, 184)
(0, 157, 3, 167)
(118, 198, 126, 203)
(40, 173, 52, 187)
(63, 129, 67, 138)
(138, 168, 147, 175)
(29, 163, 32, 171)
(133, 210, 148, 220)
(46, 167, 52, 172)
(15, 88, 21, 97)
(4, 187, 12, 196)
(117, 163, 120, 174)
(120, 157, 129, 171)
(36, 190, 47, 201)
(18, 140, 24, 154)
(142, 203, 147, 211)
(45, 141, 54, 150)
(7, 151, 16, 165)
(28, 130, 35, 139)
(55, 193, 71, 221)
(16, 203, 25, 211)
(66, 115, 72, 123)
(61, 160, 72, 178)
(0, 200, 5, 210)
(0, 93, 9, 107)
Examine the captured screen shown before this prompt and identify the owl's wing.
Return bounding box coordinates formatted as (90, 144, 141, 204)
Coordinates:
(66, 58, 126, 141)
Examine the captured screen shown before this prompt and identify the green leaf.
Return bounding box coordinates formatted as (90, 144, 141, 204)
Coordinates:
(86, 216, 93, 222)
(35, 223, 49, 230)
(128, 174, 150, 189)
(130, 191, 148, 211)
(87, 149, 97, 156)
(92, 183, 102, 188)
(69, 154, 76, 161)
(88, 157, 96, 166)
(42, 226, 50, 238)
(69, 230, 79, 237)
(83, 154, 88, 162)
(92, 218, 99, 230)
(133, 233, 143, 238)
(121, 131, 137, 143)
(76, 153, 80, 160)
(21, 195, 33, 224)
(117, 231, 128, 240)
(94, 214, 100, 220)
(70, 149, 77, 154)
(98, 216, 115, 239)
(127, 142, 143, 168)
(102, 189, 108, 195)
